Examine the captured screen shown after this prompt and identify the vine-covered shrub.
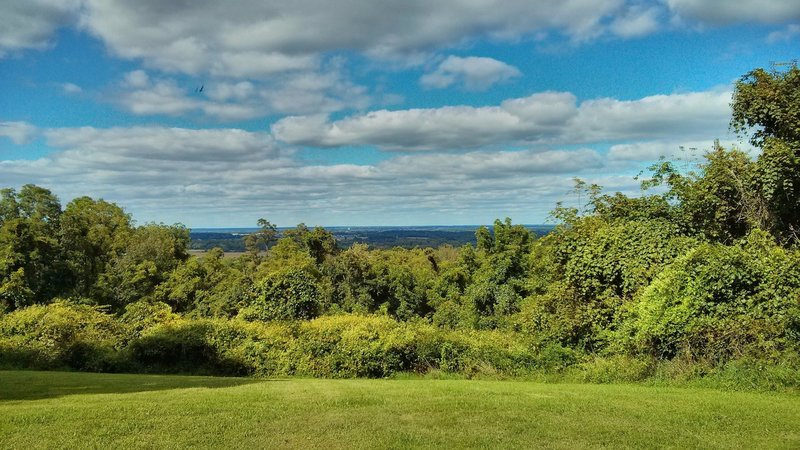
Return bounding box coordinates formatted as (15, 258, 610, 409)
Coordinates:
(625, 230, 800, 361)
(0, 309, 553, 378)
(128, 320, 247, 375)
(0, 301, 123, 371)
(239, 270, 321, 321)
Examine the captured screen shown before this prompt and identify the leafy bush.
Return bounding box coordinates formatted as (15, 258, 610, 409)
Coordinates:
(120, 300, 179, 339)
(0, 301, 123, 371)
(288, 315, 417, 377)
(128, 319, 263, 375)
(625, 230, 800, 360)
(239, 270, 321, 321)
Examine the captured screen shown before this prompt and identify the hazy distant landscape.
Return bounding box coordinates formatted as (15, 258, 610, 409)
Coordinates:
(189, 225, 557, 251)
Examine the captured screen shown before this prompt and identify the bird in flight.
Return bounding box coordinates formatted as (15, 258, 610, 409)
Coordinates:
(195, 84, 204, 93)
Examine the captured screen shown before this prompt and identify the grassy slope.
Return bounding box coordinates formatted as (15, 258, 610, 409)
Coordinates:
(1, 371, 798, 449)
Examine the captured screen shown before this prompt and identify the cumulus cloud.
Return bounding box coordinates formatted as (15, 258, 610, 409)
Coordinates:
(380, 149, 603, 177)
(0, 124, 632, 225)
(76, 0, 627, 76)
(119, 76, 202, 116)
(573, 90, 731, 142)
(0, 122, 38, 145)
(273, 88, 733, 151)
(116, 68, 370, 120)
(610, 5, 661, 38)
(123, 70, 150, 88)
(43, 126, 282, 162)
(420, 56, 522, 91)
(0, 0, 79, 57)
(664, 0, 800, 24)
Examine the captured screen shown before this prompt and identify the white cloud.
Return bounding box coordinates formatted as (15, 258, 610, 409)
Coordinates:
(0, 0, 79, 57)
(76, 0, 627, 77)
(610, 5, 661, 38)
(259, 70, 371, 115)
(381, 148, 604, 177)
(766, 24, 800, 43)
(421, 56, 521, 91)
(119, 77, 202, 116)
(116, 68, 370, 120)
(0, 124, 634, 226)
(212, 52, 319, 78)
(44, 126, 281, 162)
(607, 139, 752, 162)
(123, 70, 150, 88)
(206, 81, 256, 102)
(664, 0, 800, 24)
(0, 122, 38, 145)
(273, 88, 733, 151)
(573, 89, 731, 142)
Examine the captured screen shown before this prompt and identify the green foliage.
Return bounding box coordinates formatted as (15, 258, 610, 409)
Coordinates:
(324, 243, 376, 313)
(120, 300, 179, 339)
(60, 197, 133, 300)
(0, 268, 34, 312)
(555, 217, 696, 301)
(244, 218, 278, 258)
(287, 315, 418, 377)
(0, 186, 65, 309)
(128, 319, 252, 375)
(575, 355, 655, 384)
(440, 218, 534, 329)
(669, 148, 756, 241)
(751, 138, 800, 240)
(240, 270, 321, 321)
(100, 223, 190, 310)
(521, 216, 698, 350)
(1, 66, 800, 385)
(283, 223, 339, 264)
(283, 315, 541, 378)
(626, 230, 800, 360)
(368, 248, 437, 320)
(730, 66, 800, 242)
(732, 66, 800, 147)
(154, 248, 252, 317)
(0, 301, 123, 370)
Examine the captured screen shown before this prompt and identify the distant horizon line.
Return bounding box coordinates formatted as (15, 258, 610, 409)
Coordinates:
(189, 224, 557, 231)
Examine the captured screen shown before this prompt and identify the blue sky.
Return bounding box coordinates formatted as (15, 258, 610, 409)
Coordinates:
(1, 1, 798, 227)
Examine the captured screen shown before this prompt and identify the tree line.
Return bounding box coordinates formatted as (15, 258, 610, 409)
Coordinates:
(1, 66, 799, 384)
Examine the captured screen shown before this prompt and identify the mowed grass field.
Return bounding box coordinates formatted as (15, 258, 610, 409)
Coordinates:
(1, 371, 799, 449)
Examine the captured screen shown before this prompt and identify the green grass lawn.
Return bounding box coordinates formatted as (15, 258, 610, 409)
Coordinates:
(1, 371, 798, 449)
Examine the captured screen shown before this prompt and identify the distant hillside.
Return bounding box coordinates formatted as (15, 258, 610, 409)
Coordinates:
(189, 225, 556, 251)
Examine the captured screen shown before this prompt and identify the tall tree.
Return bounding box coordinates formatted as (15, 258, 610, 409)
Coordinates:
(244, 218, 278, 258)
(0, 185, 63, 310)
(731, 66, 800, 243)
(60, 197, 133, 299)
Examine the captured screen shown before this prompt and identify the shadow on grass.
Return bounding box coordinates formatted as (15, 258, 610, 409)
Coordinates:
(0, 370, 262, 402)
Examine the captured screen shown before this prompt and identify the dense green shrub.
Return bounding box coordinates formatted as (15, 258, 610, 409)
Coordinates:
(288, 315, 418, 377)
(624, 230, 800, 360)
(554, 217, 696, 301)
(128, 319, 262, 375)
(120, 300, 179, 339)
(239, 270, 321, 321)
(0, 301, 123, 371)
